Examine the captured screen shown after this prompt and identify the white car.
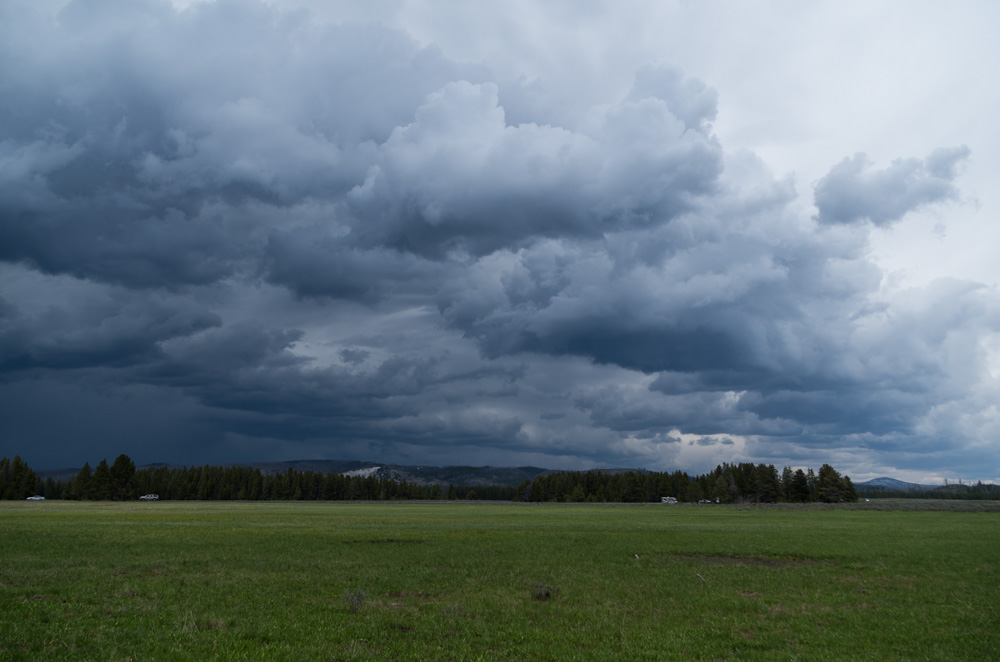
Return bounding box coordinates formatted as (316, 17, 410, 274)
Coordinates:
(26, 495, 45, 501)
(139, 494, 159, 501)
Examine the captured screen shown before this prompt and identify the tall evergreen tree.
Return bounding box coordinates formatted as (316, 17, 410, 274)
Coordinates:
(755, 464, 782, 503)
(0, 457, 10, 499)
(71, 462, 93, 500)
(781, 466, 794, 501)
(110, 454, 136, 500)
(789, 469, 810, 503)
(816, 464, 857, 502)
(0, 456, 39, 499)
(91, 459, 113, 500)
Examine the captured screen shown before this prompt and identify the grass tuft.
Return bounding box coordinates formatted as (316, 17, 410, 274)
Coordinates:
(343, 588, 367, 613)
(530, 582, 560, 601)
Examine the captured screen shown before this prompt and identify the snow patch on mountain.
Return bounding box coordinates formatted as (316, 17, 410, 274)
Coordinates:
(341, 466, 381, 478)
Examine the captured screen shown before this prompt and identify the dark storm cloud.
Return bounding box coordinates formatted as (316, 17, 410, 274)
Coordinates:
(264, 227, 445, 301)
(343, 75, 722, 259)
(813, 146, 971, 226)
(0, 0, 484, 288)
(0, 0, 996, 479)
(0, 270, 220, 371)
(434, 170, 874, 381)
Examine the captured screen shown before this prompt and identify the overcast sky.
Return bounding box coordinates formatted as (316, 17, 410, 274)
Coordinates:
(2, 0, 999, 483)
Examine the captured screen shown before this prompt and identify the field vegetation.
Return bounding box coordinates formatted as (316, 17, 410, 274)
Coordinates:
(2, 501, 998, 660)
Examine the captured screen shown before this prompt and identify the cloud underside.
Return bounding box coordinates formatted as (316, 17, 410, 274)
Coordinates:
(813, 147, 971, 226)
(1, 0, 997, 477)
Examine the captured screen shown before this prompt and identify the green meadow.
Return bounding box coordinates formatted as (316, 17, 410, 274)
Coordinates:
(2, 501, 998, 661)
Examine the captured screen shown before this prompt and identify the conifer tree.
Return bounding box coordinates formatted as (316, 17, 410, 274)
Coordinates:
(0, 456, 38, 499)
(789, 469, 810, 502)
(92, 459, 113, 500)
(110, 454, 136, 500)
(755, 464, 782, 503)
(816, 464, 857, 502)
(71, 462, 93, 500)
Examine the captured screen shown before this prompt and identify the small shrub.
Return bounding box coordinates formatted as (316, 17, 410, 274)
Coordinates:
(343, 588, 367, 613)
(530, 582, 560, 601)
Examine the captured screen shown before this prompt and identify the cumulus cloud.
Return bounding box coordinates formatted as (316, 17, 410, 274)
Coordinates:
(813, 146, 971, 226)
(345, 73, 722, 258)
(0, 0, 483, 288)
(0, 0, 996, 480)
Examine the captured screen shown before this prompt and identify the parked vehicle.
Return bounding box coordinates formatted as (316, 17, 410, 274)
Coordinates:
(26, 495, 45, 501)
(139, 494, 159, 501)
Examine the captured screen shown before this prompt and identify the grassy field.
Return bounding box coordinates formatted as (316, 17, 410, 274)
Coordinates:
(2, 501, 998, 660)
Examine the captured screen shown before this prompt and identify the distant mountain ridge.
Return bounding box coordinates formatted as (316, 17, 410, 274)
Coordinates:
(252, 460, 551, 487)
(854, 477, 940, 491)
(36, 460, 637, 487)
(166, 459, 552, 487)
(229, 461, 663, 486)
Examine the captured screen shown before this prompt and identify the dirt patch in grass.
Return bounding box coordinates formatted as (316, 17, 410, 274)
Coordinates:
(111, 566, 171, 577)
(657, 553, 822, 568)
(385, 590, 429, 599)
(343, 538, 425, 545)
(381, 590, 435, 610)
(771, 602, 875, 616)
(20, 594, 66, 602)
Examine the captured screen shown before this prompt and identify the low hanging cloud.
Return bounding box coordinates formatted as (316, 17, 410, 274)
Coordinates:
(813, 146, 971, 226)
(0, 0, 997, 480)
(0, 270, 220, 371)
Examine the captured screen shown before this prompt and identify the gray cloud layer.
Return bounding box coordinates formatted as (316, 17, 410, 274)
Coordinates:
(814, 147, 971, 226)
(2, 0, 997, 480)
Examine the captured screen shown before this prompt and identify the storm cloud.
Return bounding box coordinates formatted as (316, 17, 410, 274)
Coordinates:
(1, 0, 998, 482)
(814, 147, 971, 226)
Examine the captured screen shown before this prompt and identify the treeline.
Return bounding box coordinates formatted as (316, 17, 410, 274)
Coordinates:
(515, 463, 858, 504)
(857, 482, 1000, 501)
(4, 454, 858, 503)
(3, 455, 503, 502)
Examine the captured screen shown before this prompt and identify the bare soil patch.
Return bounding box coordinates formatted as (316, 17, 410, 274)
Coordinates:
(656, 553, 821, 568)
